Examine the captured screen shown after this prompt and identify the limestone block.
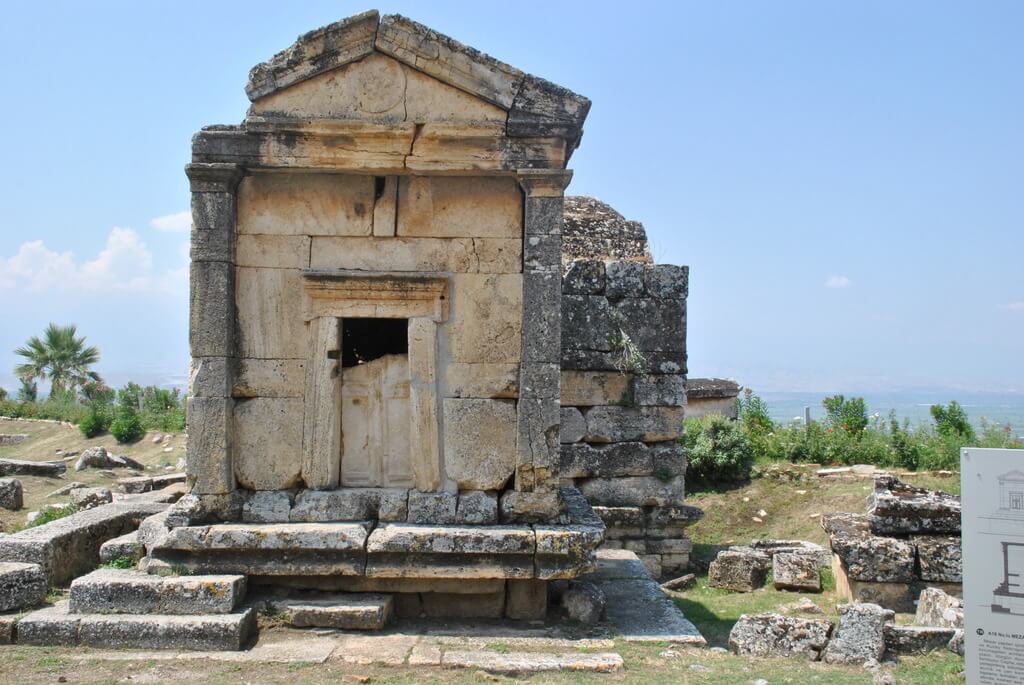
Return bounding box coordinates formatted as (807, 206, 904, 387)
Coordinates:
(728, 613, 832, 659)
(519, 362, 559, 400)
(633, 374, 687, 406)
(99, 532, 143, 564)
(378, 489, 410, 522)
(828, 529, 916, 583)
(560, 370, 630, 406)
(455, 490, 498, 525)
(583, 406, 685, 443)
(523, 195, 564, 236)
(0, 614, 14, 644)
(772, 552, 822, 592)
(233, 359, 305, 398)
(421, 590, 506, 618)
(915, 587, 963, 628)
(0, 502, 165, 585)
(0, 479, 23, 511)
(290, 488, 380, 522)
(189, 356, 231, 398)
(71, 487, 113, 510)
(577, 476, 685, 507)
(592, 506, 645, 528)
(506, 579, 547, 620)
(236, 234, 310, 269)
(913, 535, 961, 583)
(516, 398, 560, 490)
(235, 267, 306, 359)
(396, 176, 522, 238)
(365, 523, 535, 579)
(605, 262, 646, 298)
(522, 271, 561, 363)
(645, 505, 704, 528)
(69, 569, 245, 615)
(499, 491, 560, 524)
(948, 629, 964, 656)
(561, 442, 686, 479)
(0, 562, 46, 612)
(708, 549, 770, 592)
(748, 539, 832, 568)
(563, 260, 606, 294)
(191, 190, 233, 230)
(407, 491, 457, 524)
(155, 522, 370, 553)
(444, 363, 519, 399)
(233, 397, 303, 491)
(883, 624, 957, 655)
(524, 234, 561, 272)
(442, 399, 517, 490)
(867, 474, 961, 535)
(562, 349, 686, 375)
(236, 173, 373, 236)
(190, 260, 234, 358)
(279, 593, 393, 630)
(559, 407, 585, 444)
(242, 490, 292, 523)
(376, 14, 524, 109)
(191, 224, 234, 264)
(0, 459, 65, 478)
(310, 236, 521, 274)
(562, 579, 606, 623)
(611, 298, 686, 353)
(186, 396, 234, 495)
(448, 274, 522, 364)
(644, 264, 688, 299)
(562, 295, 613, 351)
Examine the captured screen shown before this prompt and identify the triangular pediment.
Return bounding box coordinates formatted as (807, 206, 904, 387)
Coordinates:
(244, 11, 589, 144)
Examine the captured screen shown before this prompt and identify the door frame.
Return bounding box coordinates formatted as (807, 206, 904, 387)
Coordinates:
(301, 270, 448, 491)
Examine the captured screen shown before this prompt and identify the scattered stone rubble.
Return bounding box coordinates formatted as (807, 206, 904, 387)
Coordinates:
(707, 539, 828, 594)
(74, 446, 146, 472)
(825, 474, 961, 612)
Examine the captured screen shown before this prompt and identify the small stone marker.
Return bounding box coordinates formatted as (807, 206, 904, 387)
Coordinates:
(822, 602, 894, 664)
(0, 478, 23, 511)
(772, 552, 821, 593)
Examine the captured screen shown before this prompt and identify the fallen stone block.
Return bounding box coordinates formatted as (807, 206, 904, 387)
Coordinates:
(822, 603, 894, 665)
(98, 531, 144, 564)
(0, 458, 66, 478)
(661, 573, 696, 591)
(278, 593, 392, 630)
(867, 474, 961, 535)
(708, 548, 769, 592)
(118, 476, 153, 494)
(915, 587, 963, 628)
(69, 569, 246, 615)
(48, 482, 86, 498)
(883, 624, 957, 655)
(441, 650, 624, 674)
(825, 513, 916, 583)
(728, 613, 833, 659)
(0, 478, 23, 511)
(0, 562, 47, 612)
(749, 539, 831, 568)
(151, 473, 186, 490)
(17, 600, 256, 650)
(0, 501, 167, 584)
(0, 612, 15, 644)
(773, 552, 821, 592)
(71, 487, 113, 510)
(74, 446, 145, 472)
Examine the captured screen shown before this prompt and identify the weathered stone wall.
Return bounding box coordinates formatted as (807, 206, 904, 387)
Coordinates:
(229, 172, 525, 495)
(558, 198, 697, 577)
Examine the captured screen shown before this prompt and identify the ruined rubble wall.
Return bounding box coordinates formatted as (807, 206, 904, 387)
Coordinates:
(558, 198, 698, 577)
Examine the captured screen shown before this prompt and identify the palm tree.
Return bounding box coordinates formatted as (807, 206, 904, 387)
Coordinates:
(14, 324, 101, 399)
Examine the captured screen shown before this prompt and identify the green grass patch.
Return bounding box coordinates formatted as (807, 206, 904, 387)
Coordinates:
(98, 555, 136, 570)
(24, 503, 79, 529)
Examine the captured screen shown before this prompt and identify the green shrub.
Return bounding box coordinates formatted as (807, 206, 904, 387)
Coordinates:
(930, 401, 976, 442)
(737, 388, 773, 434)
(78, 404, 111, 438)
(682, 414, 754, 484)
(99, 556, 136, 570)
(110, 410, 145, 444)
(25, 504, 78, 529)
(822, 394, 868, 433)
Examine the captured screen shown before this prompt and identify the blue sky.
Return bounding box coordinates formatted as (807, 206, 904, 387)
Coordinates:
(0, 1, 1021, 394)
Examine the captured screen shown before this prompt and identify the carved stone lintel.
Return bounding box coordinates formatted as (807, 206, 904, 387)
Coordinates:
(516, 169, 573, 198)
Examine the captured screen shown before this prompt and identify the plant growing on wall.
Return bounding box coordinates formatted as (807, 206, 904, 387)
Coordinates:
(608, 310, 647, 375)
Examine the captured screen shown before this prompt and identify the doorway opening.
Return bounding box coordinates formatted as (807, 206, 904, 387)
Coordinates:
(341, 317, 408, 368)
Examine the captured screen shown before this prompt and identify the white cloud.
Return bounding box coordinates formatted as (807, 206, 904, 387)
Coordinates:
(0, 227, 157, 291)
(825, 275, 851, 289)
(150, 211, 191, 233)
(1003, 302, 1024, 312)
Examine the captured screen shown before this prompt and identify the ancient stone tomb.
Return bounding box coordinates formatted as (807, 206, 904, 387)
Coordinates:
(163, 10, 604, 616)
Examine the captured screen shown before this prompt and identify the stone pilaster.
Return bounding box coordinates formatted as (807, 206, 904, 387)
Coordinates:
(186, 163, 243, 495)
(515, 170, 572, 504)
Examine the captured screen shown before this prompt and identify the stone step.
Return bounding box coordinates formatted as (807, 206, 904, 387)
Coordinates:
(0, 562, 47, 612)
(17, 601, 255, 651)
(98, 531, 143, 564)
(69, 569, 246, 615)
(276, 593, 393, 630)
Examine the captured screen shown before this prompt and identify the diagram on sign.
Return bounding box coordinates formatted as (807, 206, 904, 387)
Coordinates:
(982, 471, 1024, 616)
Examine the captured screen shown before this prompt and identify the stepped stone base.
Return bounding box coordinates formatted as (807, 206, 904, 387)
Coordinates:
(0, 562, 47, 612)
(70, 569, 246, 615)
(276, 593, 393, 630)
(99, 531, 143, 564)
(17, 601, 256, 650)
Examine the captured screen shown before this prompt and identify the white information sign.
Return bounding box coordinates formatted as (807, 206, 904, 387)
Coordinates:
(962, 447, 1024, 685)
